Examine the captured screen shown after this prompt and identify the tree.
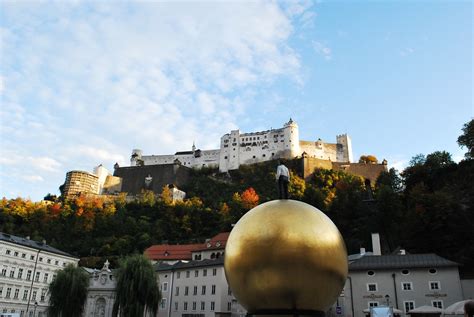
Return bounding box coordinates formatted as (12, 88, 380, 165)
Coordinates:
(240, 187, 259, 210)
(457, 119, 474, 159)
(48, 264, 89, 317)
(112, 254, 161, 317)
(359, 155, 378, 164)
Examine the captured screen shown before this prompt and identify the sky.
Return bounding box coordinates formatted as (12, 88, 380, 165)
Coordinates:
(0, 0, 472, 201)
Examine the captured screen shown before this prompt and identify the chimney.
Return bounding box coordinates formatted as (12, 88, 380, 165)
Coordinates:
(360, 247, 366, 255)
(371, 233, 381, 256)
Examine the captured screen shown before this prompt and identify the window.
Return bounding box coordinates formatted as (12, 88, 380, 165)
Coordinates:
(47, 259, 51, 264)
(212, 285, 216, 295)
(26, 270, 32, 281)
(201, 301, 205, 310)
(55, 260, 59, 265)
(6, 250, 11, 255)
(211, 302, 215, 311)
(195, 270, 199, 277)
(367, 271, 375, 276)
(163, 282, 168, 292)
(174, 302, 178, 311)
(18, 268, 23, 279)
(22, 253, 26, 258)
(192, 302, 197, 311)
(193, 286, 198, 295)
(213, 268, 217, 276)
(32, 290, 37, 300)
(39, 257, 43, 262)
(14, 251, 18, 256)
(160, 298, 167, 309)
(0, 286, 2, 297)
(6, 287, 12, 298)
(1, 266, 7, 276)
(432, 301, 443, 309)
(402, 282, 413, 291)
(23, 290, 28, 300)
(30, 255, 35, 260)
(228, 286, 232, 295)
(402, 269, 410, 275)
(40, 289, 46, 302)
(175, 286, 179, 296)
(368, 302, 379, 308)
(186, 271, 190, 278)
(184, 302, 188, 311)
(203, 269, 207, 277)
(177, 272, 181, 279)
(430, 281, 440, 290)
(404, 301, 415, 313)
(429, 268, 437, 275)
(185, 286, 189, 296)
(35, 272, 40, 282)
(367, 283, 377, 292)
(10, 268, 16, 278)
(227, 302, 232, 311)
(14, 288, 19, 299)
(43, 273, 49, 283)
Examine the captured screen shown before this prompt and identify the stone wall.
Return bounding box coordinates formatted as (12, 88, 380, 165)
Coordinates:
(113, 163, 191, 196)
(332, 162, 388, 184)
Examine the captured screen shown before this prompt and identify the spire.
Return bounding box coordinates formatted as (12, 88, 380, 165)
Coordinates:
(192, 141, 196, 152)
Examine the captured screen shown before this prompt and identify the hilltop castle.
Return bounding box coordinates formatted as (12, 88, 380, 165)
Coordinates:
(61, 119, 386, 198)
(130, 119, 353, 172)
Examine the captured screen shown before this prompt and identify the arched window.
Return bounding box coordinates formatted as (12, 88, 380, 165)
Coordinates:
(94, 297, 106, 317)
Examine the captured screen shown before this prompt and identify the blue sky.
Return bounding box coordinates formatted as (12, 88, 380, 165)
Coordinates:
(0, 1, 472, 201)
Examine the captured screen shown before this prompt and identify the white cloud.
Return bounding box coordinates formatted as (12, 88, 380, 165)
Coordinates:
(388, 159, 409, 172)
(312, 40, 332, 60)
(0, 1, 313, 199)
(22, 175, 44, 183)
(400, 47, 415, 57)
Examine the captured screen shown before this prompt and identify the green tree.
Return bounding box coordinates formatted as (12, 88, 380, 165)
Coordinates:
(112, 254, 161, 317)
(48, 264, 89, 317)
(458, 119, 474, 159)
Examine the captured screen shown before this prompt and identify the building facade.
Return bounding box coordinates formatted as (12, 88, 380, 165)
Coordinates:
(156, 258, 234, 317)
(82, 261, 116, 317)
(0, 232, 79, 317)
(341, 253, 464, 317)
(131, 119, 353, 173)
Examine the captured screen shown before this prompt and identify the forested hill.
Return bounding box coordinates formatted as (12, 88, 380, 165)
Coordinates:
(1, 120, 473, 275)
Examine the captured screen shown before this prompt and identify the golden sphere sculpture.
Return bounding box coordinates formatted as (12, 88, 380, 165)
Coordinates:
(224, 200, 348, 315)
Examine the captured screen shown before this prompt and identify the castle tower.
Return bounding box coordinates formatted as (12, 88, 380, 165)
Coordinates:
(336, 134, 353, 162)
(283, 118, 300, 159)
(130, 149, 142, 166)
(219, 130, 240, 172)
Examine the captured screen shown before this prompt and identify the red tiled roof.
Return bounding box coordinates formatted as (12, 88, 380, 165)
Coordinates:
(144, 232, 231, 261)
(144, 244, 202, 261)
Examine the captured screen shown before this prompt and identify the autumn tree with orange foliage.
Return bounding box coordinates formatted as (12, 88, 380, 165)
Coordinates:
(240, 187, 259, 210)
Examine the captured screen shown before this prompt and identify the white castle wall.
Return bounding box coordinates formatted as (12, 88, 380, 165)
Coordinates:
(130, 119, 353, 173)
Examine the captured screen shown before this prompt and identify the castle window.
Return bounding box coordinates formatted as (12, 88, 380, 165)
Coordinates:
(224, 156, 228, 159)
(253, 156, 256, 159)
(263, 154, 266, 157)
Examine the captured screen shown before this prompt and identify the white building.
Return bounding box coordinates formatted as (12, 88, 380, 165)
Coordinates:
(156, 258, 234, 317)
(131, 119, 353, 172)
(82, 261, 116, 317)
(0, 232, 79, 317)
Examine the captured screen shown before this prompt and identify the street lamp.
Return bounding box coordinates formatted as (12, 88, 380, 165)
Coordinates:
(385, 295, 390, 307)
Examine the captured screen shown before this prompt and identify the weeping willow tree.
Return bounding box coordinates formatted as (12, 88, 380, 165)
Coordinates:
(112, 254, 161, 317)
(48, 264, 89, 317)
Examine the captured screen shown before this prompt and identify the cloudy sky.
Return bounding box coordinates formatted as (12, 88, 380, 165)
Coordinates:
(0, 1, 472, 200)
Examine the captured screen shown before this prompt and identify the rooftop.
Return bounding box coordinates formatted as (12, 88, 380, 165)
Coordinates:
(349, 254, 458, 271)
(156, 257, 224, 272)
(0, 232, 77, 258)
